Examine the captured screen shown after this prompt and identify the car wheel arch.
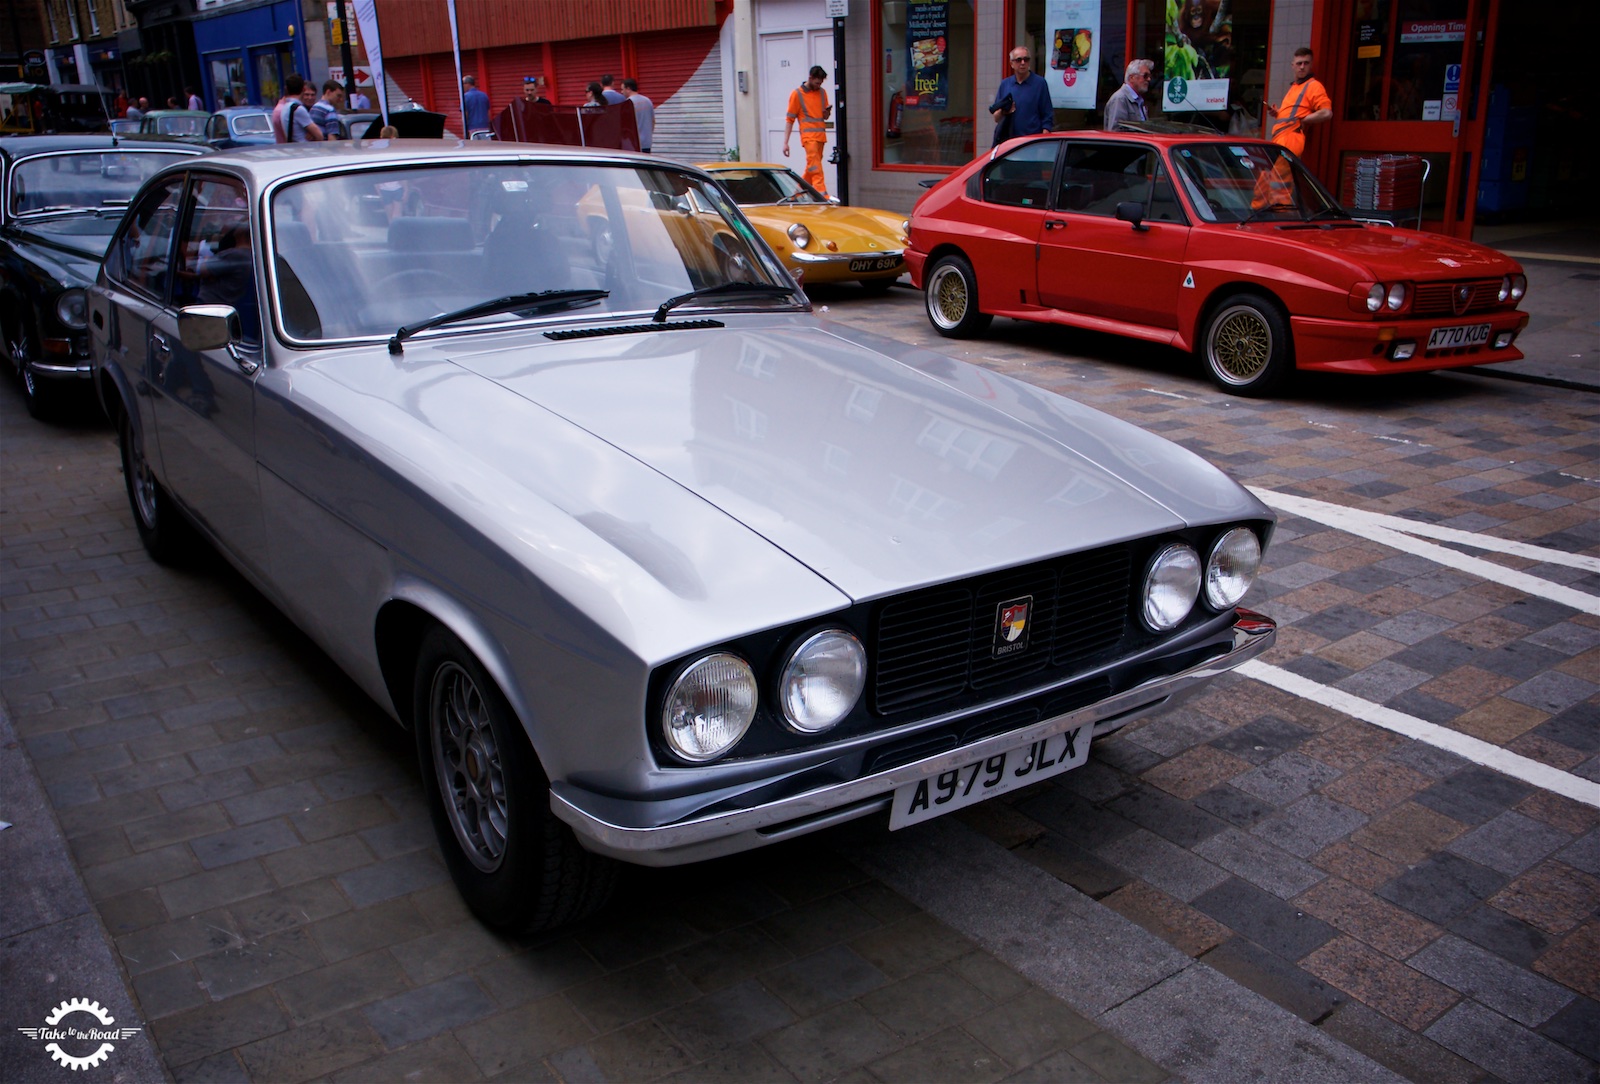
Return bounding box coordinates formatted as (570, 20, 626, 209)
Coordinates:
(1195, 284, 1293, 349)
(374, 587, 538, 752)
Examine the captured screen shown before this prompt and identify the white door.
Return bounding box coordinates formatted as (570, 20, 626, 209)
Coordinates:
(760, 28, 836, 195)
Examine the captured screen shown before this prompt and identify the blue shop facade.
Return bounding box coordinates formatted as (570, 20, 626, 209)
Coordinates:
(192, 0, 311, 109)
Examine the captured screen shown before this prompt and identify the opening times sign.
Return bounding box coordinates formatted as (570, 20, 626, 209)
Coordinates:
(905, 1, 950, 109)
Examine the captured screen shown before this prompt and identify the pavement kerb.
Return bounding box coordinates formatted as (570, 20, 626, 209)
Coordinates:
(0, 701, 170, 1084)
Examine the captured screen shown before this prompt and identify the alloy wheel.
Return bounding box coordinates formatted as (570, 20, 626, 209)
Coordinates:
(430, 661, 509, 873)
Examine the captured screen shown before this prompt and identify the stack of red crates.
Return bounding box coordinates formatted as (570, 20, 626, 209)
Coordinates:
(1339, 154, 1425, 223)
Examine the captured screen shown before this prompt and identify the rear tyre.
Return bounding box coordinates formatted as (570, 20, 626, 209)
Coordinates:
(1200, 295, 1293, 397)
(924, 254, 992, 338)
(119, 411, 195, 564)
(414, 626, 616, 933)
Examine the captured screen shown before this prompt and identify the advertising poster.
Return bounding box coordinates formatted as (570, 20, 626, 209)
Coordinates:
(1163, 76, 1229, 113)
(1045, 0, 1100, 110)
(905, 1, 949, 109)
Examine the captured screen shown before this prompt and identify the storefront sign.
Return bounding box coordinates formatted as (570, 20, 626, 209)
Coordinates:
(1044, 0, 1100, 110)
(905, 0, 949, 109)
(1400, 20, 1466, 43)
(329, 65, 373, 88)
(1164, 76, 1228, 113)
(1443, 63, 1461, 93)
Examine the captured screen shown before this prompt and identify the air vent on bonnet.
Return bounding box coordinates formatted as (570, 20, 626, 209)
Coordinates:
(544, 319, 724, 341)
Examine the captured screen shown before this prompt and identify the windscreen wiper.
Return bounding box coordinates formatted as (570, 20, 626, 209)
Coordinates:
(389, 289, 608, 354)
(652, 281, 798, 323)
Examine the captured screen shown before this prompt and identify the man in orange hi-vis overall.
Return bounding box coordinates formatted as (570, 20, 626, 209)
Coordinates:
(1255, 46, 1331, 207)
(783, 65, 832, 197)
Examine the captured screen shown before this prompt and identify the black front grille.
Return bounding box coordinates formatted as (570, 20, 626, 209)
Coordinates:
(872, 545, 1132, 715)
(1412, 280, 1501, 318)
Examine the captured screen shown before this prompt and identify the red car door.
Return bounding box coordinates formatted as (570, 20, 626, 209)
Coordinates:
(1036, 140, 1189, 332)
(955, 140, 1063, 312)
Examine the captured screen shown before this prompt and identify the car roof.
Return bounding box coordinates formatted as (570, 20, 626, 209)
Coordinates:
(144, 109, 209, 119)
(997, 127, 1263, 149)
(0, 134, 204, 158)
(163, 138, 692, 185)
(700, 161, 792, 171)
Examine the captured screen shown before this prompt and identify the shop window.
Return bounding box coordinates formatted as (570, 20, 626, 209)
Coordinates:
(1345, 0, 1469, 122)
(1130, 0, 1270, 131)
(1012, 0, 1128, 131)
(879, 0, 975, 169)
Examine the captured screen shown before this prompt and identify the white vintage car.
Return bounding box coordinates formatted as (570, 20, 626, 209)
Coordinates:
(90, 141, 1276, 931)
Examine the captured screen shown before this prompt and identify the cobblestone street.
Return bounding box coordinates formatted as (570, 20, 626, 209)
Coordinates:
(3, 256, 1597, 1082)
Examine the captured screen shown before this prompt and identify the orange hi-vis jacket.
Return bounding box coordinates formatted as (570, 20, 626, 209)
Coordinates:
(787, 84, 830, 143)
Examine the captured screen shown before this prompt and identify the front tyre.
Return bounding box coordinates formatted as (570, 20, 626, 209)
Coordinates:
(414, 626, 616, 932)
(924, 254, 992, 338)
(1201, 296, 1293, 396)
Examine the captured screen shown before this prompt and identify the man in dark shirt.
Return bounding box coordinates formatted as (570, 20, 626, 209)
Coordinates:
(990, 47, 1054, 142)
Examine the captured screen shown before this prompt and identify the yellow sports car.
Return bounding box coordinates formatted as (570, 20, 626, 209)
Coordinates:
(700, 162, 908, 291)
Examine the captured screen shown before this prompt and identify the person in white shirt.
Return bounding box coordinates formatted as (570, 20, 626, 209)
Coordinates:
(622, 78, 654, 153)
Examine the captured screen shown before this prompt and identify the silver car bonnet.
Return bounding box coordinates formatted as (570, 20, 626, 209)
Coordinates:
(443, 315, 1260, 601)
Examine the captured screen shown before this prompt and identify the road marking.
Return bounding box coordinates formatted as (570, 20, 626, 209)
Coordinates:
(1240, 661, 1600, 808)
(1141, 388, 1194, 399)
(1496, 249, 1600, 266)
(1251, 488, 1600, 613)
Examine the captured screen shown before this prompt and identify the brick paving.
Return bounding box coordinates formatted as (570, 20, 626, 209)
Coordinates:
(2, 266, 1598, 1082)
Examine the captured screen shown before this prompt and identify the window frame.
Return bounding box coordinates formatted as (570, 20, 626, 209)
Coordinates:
(872, 0, 983, 175)
(104, 172, 189, 305)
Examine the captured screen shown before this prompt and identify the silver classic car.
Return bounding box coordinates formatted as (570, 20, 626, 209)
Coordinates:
(90, 142, 1277, 932)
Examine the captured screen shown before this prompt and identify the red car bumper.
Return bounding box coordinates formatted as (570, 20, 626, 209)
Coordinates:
(1290, 311, 1530, 374)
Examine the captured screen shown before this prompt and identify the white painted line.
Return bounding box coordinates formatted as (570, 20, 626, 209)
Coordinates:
(1255, 488, 1600, 572)
(1252, 490, 1600, 615)
(1240, 660, 1600, 808)
(1141, 388, 1193, 399)
(1496, 249, 1600, 266)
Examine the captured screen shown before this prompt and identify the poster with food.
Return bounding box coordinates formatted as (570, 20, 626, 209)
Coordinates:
(905, 1, 950, 109)
(1052, 28, 1093, 69)
(1045, 0, 1101, 109)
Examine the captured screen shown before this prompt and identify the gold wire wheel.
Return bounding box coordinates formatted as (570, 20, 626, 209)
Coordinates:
(1207, 304, 1274, 385)
(929, 264, 970, 329)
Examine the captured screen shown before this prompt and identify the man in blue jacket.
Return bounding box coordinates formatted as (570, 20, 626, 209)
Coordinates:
(990, 47, 1054, 143)
(462, 75, 491, 137)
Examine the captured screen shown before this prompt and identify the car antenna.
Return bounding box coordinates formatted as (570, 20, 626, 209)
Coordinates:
(98, 83, 116, 143)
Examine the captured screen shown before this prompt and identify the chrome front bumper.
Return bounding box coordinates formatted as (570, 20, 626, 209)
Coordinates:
(25, 360, 91, 380)
(552, 609, 1276, 866)
(789, 248, 904, 265)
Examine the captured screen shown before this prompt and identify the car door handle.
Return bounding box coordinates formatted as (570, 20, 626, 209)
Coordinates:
(150, 333, 171, 379)
(1043, 219, 1066, 230)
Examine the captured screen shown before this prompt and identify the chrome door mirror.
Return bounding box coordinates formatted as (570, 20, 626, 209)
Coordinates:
(177, 304, 242, 351)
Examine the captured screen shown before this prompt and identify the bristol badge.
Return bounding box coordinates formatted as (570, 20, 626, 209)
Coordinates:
(993, 596, 1033, 657)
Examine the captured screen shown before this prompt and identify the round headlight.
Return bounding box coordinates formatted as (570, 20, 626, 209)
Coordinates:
(1498, 275, 1511, 302)
(1385, 282, 1407, 311)
(1205, 527, 1262, 610)
(779, 628, 866, 734)
(55, 289, 88, 330)
(786, 223, 811, 249)
(661, 653, 757, 762)
(1143, 543, 1201, 632)
(901, 218, 910, 238)
(1365, 284, 1385, 312)
(1509, 273, 1526, 301)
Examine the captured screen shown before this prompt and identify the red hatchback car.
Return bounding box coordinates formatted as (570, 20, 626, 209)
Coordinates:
(907, 131, 1529, 395)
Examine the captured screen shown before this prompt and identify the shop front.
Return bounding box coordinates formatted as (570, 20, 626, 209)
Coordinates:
(1318, 0, 1503, 237)
(192, 0, 308, 110)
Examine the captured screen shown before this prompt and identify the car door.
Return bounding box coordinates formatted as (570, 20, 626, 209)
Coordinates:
(961, 139, 1063, 310)
(97, 174, 186, 473)
(1036, 140, 1190, 331)
(148, 172, 270, 578)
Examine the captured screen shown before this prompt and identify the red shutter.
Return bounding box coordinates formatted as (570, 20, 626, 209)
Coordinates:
(430, 55, 463, 135)
(552, 37, 624, 105)
(631, 26, 719, 106)
(486, 43, 544, 108)
(386, 56, 425, 111)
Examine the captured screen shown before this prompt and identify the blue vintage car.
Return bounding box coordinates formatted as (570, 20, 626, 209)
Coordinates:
(1, 134, 202, 416)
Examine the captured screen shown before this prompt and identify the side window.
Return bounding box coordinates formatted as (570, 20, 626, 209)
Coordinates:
(105, 176, 184, 300)
(174, 175, 260, 341)
(980, 142, 1059, 208)
(1059, 143, 1158, 217)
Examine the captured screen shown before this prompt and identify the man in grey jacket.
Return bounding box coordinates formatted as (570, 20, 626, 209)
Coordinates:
(1104, 60, 1153, 130)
